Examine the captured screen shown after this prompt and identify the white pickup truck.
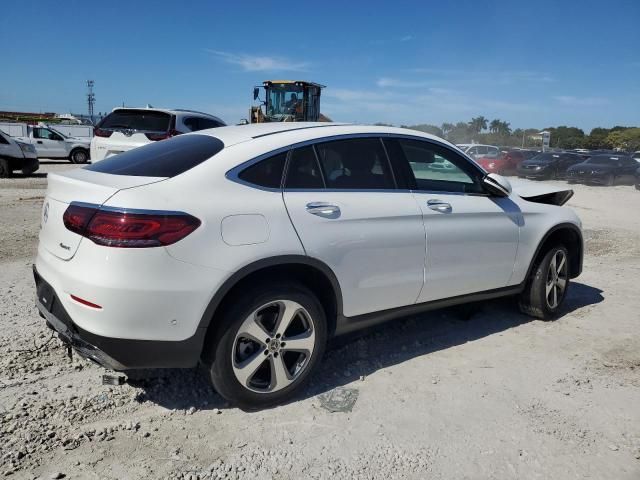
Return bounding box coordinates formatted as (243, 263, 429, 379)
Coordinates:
(0, 123, 91, 163)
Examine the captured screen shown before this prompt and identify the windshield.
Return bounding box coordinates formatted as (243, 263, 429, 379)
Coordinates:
(584, 156, 619, 164)
(46, 126, 68, 138)
(529, 153, 559, 163)
(99, 110, 171, 132)
(266, 85, 304, 120)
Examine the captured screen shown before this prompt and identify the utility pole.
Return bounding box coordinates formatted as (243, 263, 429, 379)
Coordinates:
(87, 80, 95, 123)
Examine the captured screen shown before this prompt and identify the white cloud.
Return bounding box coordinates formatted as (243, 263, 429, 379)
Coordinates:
(553, 95, 609, 107)
(400, 35, 414, 42)
(205, 50, 309, 72)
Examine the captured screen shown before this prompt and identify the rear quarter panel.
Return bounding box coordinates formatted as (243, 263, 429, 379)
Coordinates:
(102, 143, 306, 273)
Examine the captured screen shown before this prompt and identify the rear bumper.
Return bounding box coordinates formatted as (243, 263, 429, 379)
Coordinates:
(517, 169, 550, 179)
(34, 266, 205, 370)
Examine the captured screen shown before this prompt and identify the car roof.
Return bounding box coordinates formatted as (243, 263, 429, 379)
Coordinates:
(111, 107, 223, 120)
(192, 122, 457, 149)
(459, 144, 498, 148)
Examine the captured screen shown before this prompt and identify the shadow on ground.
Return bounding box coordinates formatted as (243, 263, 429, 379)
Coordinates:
(130, 282, 604, 411)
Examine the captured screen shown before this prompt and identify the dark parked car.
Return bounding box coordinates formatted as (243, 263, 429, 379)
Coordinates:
(635, 166, 640, 190)
(517, 152, 584, 180)
(566, 155, 638, 186)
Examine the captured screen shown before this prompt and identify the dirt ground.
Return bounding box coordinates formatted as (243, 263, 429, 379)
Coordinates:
(1, 160, 639, 480)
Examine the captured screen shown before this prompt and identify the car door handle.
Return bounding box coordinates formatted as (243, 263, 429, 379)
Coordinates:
(306, 202, 340, 218)
(36, 141, 43, 144)
(427, 199, 452, 213)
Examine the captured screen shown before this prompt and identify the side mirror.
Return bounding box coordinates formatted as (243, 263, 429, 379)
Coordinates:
(253, 87, 260, 101)
(483, 173, 512, 197)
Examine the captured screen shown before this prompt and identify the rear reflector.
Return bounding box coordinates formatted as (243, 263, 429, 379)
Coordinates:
(70, 294, 102, 309)
(63, 203, 200, 248)
(145, 129, 182, 141)
(94, 127, 113, 138)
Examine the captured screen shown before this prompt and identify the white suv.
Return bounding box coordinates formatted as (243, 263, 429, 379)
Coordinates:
(35, 123, 583, 408)
(90, 107, 225, 161)
(457, 144, 500, 160)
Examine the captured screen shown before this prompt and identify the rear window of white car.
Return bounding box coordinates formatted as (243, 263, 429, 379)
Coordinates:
(85, 134, 224, 177)
(99, 110, 171, 132)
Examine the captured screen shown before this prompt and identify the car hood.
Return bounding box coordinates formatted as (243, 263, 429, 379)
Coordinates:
(567, 163, 612, 171)
(509, 179, 574, 206)
(520, 159, 554, 167)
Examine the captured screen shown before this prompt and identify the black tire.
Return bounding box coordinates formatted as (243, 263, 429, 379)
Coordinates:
(207, 283, 327, 409)
(22, 165, 38, 176)
(69, 148, 89, 164)
(519, 245, 570, 320)
(0, 158, 12, 178)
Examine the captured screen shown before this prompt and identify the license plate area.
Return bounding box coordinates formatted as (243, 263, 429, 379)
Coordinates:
(34, 270, 55, 312)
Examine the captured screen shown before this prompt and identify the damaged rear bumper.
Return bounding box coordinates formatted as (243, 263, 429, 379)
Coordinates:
(33, 266, 204, 371)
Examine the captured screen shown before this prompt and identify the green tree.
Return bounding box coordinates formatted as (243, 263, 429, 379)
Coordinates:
(441, 122, 455, 138)
(468, 116, 488, 134)
(489, 119, 501, 133)
(605, 128, 640, 151)
(497, 121, 511, 136)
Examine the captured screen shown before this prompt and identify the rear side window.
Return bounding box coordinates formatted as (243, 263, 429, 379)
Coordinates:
(238, 152, 287, 188)
(85, 134, 224, 177)
(99, 110, 171, 132)
(198, 118, 224, 129)
(285, 146, 324, 189)
(0, 133, 8, 144)
(183, 117, 224, 132)
(315, 138, 394, 189)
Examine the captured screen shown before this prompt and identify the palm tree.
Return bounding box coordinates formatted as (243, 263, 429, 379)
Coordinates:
(498, 121, 512, 136)
(489, 119, 501, 133)
(468, 116, 488, 134)
(441, 122, 454, 137)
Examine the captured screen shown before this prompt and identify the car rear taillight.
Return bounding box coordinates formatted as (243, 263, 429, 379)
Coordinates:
(145, 129, 182, 141)
(63, 203, 200, 248)
(94, 127, 113, 138)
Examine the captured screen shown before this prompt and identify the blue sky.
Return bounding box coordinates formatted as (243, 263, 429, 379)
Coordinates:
(1, 0, 639, 131)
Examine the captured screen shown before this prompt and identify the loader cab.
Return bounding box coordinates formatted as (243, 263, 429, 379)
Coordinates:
(251, 80, 324, 123)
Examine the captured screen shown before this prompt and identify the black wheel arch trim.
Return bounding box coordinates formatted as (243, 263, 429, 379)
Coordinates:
(525, 222, 583, 280)
(196, 255, 344, 333)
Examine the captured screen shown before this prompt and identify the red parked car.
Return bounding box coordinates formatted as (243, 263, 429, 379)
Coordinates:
(476, 150, 536, 175)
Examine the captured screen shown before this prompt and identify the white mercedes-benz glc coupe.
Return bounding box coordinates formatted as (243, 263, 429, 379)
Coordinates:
(34, 123, 583, 408)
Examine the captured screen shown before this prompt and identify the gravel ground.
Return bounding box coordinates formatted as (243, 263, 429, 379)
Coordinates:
(1, 160, 639, 479)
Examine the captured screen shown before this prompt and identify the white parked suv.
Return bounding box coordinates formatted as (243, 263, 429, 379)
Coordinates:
(457, 144, 500, 161)
(35, 123, 583, 408)
(90, 107, 226, 161)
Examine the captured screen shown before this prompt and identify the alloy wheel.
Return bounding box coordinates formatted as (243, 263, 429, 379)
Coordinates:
(545, 249, 568, 309)
(72, 150, 87, 163)
(232, 300, 316, 393)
